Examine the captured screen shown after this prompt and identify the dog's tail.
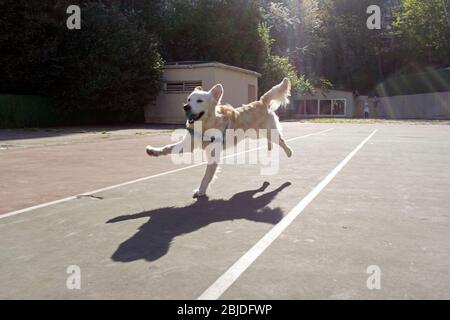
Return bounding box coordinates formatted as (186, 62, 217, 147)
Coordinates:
(260, 77, 291, 112)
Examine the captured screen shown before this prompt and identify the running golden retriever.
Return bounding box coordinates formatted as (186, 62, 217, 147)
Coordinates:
(146, 78, 293, 198)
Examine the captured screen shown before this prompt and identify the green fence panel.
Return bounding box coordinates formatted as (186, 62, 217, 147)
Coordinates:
(0, 94, 59, 128)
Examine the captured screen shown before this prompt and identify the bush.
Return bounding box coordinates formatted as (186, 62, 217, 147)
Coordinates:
(0, 1, 163, 125)
(51, 3, 163, 123)
(257, 23, 314, 95)
(0, 1, 66, 95)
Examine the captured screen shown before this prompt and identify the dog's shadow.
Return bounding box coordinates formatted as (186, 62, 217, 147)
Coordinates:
(107, 182, 291, 262)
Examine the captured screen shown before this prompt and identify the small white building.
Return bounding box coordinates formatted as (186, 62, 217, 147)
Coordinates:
(145, 61, 261, 124)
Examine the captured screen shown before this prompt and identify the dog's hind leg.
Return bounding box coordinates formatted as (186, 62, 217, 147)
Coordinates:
(267, 132, 273, 151)
(269, 113, 292, 157)
(278, 136, 293, 157)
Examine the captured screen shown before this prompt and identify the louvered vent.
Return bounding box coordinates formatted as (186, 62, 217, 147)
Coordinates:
(165, 81, 202, 93)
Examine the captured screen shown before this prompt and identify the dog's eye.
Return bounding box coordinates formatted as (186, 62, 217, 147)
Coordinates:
(197, 99, 203, 103)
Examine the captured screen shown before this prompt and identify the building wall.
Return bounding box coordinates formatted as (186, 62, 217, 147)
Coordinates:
(285, 89, 450, 120)
(145, 66, 258, 124)
(288, 89, 356, 118)
(371, 92, 450, 119)
(145, 68, 215, 124)
(211, 68, 258, 106)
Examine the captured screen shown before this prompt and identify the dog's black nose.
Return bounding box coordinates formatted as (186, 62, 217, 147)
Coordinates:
(183, 104, 191, 112)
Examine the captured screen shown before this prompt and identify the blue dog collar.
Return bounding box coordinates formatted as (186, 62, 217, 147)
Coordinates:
(187, 122, 229, 144)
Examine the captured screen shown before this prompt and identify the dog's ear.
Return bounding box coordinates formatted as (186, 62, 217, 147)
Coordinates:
(209, 84, 223, 103)
(194, 86, 203, 91)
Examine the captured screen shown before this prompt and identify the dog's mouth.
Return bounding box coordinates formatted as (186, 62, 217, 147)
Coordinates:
(186, 111, 205, 124)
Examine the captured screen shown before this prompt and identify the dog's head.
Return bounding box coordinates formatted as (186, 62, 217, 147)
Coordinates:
(183, 84, 223, 124)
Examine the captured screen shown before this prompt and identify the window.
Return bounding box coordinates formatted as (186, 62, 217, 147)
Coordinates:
(165, 81, 202, 93)
(248, 84, 256, 103)
(293, 98, 346, 116)
(305, 100, 318, 115)
(319, 100, 332, 115)
(332, 99, 346, 115)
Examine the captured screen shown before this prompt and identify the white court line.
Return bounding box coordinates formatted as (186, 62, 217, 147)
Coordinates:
(198, 129, 378, 300)
(0, 128, 334, 220)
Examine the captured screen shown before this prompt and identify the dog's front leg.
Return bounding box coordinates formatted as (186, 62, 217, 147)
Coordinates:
(146, 133, 192, 157)
(193, 162, 218, 198)
(193, 147, 221, 198)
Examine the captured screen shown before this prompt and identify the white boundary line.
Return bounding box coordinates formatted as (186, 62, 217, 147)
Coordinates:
(198, 129, 378, 300)
(0, 128, 334, 220)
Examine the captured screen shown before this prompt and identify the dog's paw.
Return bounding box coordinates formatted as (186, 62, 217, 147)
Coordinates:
(146, 146, 162, 157)
(285, 147, 293, 158)
(193, 189, 206, 198)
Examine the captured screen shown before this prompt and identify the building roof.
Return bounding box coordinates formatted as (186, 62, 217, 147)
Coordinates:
(164, 61, 261, 77)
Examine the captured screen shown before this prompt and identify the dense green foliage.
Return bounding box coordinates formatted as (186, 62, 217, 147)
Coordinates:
(0, 1, 163, 124)
(133, 0, 311, 94)
(1, 0, 448, 126)
(52, 3, 163, 123)
(258, 0, 449, 92)
(392, 0, 450, 68)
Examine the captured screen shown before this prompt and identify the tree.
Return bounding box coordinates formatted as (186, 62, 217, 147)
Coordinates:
(0, 1, 71, 95)
(0, 1, 163, 124)
(295, 0, 323, 76)
(262, 1, 300, 57)
(52, 2, 163, 123)
(139, 0, 313, 95)
(313, 0, 387, 92)
(1, 0, 331, 126)
(147, 0, 268, 71)
(392, 0, 450, 69)
(258, 22, 315, 94)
